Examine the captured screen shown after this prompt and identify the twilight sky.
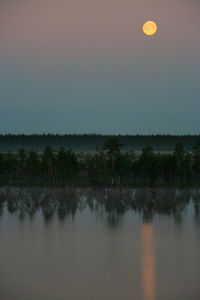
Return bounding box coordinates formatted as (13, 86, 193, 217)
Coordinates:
(1, 0, 200, 134)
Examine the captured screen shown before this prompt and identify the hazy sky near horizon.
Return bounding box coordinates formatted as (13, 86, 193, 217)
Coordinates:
(1, 0, 200, 134)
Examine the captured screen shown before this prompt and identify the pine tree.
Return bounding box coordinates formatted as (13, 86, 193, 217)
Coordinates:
(192, 137, 200, 183)
(103, 138, 124, 185)
(173, 141, 185, 184)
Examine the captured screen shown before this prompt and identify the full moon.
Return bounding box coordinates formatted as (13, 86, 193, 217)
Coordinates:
(143, 21, 157, 36)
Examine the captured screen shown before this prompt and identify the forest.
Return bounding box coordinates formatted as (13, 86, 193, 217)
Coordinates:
(0, 134, 199, 152)
(1, 137, 200, 187)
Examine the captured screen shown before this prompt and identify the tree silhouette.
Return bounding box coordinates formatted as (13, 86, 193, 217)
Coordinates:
(42, 146, 56, 185)
(193, 137, 200, 183)
(173, 141, 186, 184)
(103, 138, 124, 185)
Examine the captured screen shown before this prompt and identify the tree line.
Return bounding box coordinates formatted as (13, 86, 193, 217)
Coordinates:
(0, 133, 199, 152)
(0, 137, 200, 186)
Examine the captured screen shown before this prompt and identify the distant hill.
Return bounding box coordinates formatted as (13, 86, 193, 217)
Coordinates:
(0, 134, 199, 152)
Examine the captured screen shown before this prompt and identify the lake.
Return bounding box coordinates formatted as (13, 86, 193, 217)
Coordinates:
(0, 187, 200, 300)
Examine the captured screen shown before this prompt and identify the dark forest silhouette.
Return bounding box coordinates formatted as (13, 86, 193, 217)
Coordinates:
(1, 137, 200, 187)
(0, 134, 199, 152)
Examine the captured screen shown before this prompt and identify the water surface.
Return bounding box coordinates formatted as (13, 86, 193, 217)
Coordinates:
(0, 187, 200, 300)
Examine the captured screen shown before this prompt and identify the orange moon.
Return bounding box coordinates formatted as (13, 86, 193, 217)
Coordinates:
(143, 21, 158, 36)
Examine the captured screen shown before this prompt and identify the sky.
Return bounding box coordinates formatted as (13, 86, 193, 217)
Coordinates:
(0, 0, 200, 134)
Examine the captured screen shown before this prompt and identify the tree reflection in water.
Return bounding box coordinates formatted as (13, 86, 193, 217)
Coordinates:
(0, 187, 200, 225)
(0, 187, 200, 300)
(192, 190, 200, 227)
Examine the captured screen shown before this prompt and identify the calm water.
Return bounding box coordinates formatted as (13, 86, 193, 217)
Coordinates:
(0, 187, 200, 300)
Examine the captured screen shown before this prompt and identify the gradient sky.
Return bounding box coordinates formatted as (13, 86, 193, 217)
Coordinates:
(1, 0, 200, 134)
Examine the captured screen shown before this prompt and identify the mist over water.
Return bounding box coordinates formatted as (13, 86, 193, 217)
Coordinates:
(0, 187, 200, 300)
